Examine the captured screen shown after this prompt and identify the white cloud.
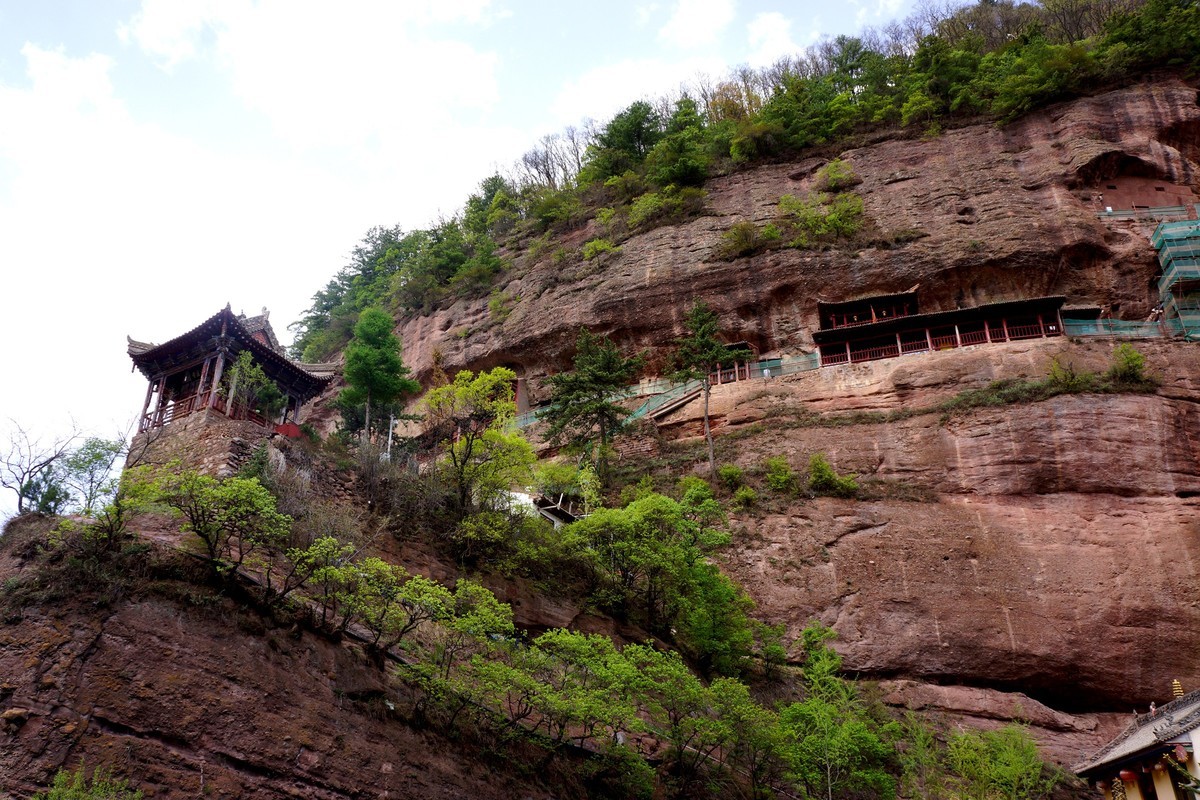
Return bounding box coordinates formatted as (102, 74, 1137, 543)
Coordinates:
(118, 0, 503, 153)
(634, 3, 661, 27)
(657, 0, 736, 48)
(548, 55, 727, 127)
(855, 0, 906, 27)
(116, 0, 222, 70)
(746, 12, 800, 67)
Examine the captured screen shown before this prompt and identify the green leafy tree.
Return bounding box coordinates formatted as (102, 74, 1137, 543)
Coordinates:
(581, 101, 664, 183)
(156, 470, 291, 577)
(644, 96, 710, 188)
(338, 557, 454, 651)
(624, 643, 731, 786)
(74, 467, 157, 556)
(423, 367, 534, 518)
(2, 422, 78, 515)
(340, 307, 420, 439)
(543, 328, 644, 482)
(568, 488, 751, 673)
(779, 623, 897, 800)
(20, 472, 71, 515)
(947, 724, 1059, 800)
(223, 351, 286, 421)
(671, 301, 744, 477)
(60, 437, 125, 515)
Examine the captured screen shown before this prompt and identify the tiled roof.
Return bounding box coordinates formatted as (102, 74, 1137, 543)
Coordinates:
(237, 307, 283, 354)
(127, 305, 336, 395)
(1075, 689, 1200, 775)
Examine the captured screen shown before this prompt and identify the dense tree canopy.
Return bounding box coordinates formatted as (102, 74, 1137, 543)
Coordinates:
(339, 307, 420, 438)
(291, 0, 1197, 356)
(542, 328, 644, 481)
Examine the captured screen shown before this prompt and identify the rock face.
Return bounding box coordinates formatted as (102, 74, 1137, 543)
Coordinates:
(648, 336, 1200, 762)
(0, 524, 554, 800)
(7, 81, 1200, 794)
(395, 79, 1200, 389)
(373, 80, 1200, 763)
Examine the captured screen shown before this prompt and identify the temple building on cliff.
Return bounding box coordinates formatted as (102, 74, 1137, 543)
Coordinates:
(127, 306, 337, 462)
(1076, 686, 1200, 800)
(813, 288, 1066, 367)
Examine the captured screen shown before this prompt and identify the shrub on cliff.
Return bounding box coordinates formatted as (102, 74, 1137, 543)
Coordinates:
(946, 724, 1061, 799)
(34, 765, 142, 800)
(807, 453, 859, 498)
(1105, 342, 1152, 386)
(763, 457, 798, 493)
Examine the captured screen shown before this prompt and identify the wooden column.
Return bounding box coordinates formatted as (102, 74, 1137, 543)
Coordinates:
(151, 376, 167, 426)
(896, 333, 903, 354)
(1037, 313, 1046, 337)
(197, 356, 212, 409)
(925, 328, 933, 350)
(207, 350, 227, 412)
(138, 380, 155, 432)
(954, 324, 962, 347)
(1001, 318, 1009, 340)
(716, 363, 722, 385)
(983, 320, 991, 343)
(845, 341, 852, 362)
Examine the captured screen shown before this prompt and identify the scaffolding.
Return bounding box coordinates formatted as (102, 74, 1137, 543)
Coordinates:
(1151, 220, 1200, 340)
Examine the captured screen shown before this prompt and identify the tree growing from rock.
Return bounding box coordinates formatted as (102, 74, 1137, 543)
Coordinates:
(61, 436, 126, 515)
(423, 367, 534, 518)
(543, 328, 644, 482)
(671, 302, 744, 477)
(340, 307, 420, 439)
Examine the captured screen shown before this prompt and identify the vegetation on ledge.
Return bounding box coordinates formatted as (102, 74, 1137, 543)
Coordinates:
(289, 0, 1199, 361)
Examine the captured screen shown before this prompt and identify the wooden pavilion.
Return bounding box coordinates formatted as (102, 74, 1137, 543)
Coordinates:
(128, 305, 336, 434)
(814, 292, 1066, 366)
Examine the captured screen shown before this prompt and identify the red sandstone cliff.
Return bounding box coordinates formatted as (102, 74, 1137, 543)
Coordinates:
(381, 79, 1200, 764)
(396, 79, 1199, 386)
(3, 80, 1199, 795)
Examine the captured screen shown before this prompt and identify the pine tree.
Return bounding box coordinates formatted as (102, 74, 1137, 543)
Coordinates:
(340, 307, 420, 439)
(543, 328, 644, 481)
(672, 302, 741, 477)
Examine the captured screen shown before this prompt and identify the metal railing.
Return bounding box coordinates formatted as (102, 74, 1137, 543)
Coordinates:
(1061, 319, 1168, 337)
(515, 356, 822, 429)
(626, 379, 703, 422)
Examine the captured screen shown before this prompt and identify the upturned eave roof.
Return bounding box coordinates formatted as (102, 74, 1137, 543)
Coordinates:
(1075, 689, 1200, 776)
(127, 305, 337, 395)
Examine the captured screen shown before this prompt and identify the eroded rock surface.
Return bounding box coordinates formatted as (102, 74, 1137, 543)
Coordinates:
(643, 338, 1200, 762)
(396, 80, 1200, 389)
(0, 571, 554, 799)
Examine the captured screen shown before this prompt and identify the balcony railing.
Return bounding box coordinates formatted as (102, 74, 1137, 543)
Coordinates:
(140, 392, 271, 433)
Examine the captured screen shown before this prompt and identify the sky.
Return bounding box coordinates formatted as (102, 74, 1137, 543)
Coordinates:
(0, 0, 920, 520)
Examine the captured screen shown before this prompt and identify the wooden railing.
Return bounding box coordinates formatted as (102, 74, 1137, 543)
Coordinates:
(900, 340, 929, 354)
(930, 334, 958, 350)
(850, 344, 900, 363)
(140, 394, 201, 432)
(960, 329, 988, 345)
(140, 392, 271, 433)
(820, 351, 850, 366)
(1006, 323, 1045, 340)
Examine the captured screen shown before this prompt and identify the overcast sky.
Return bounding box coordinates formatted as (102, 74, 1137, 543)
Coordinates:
(0, 0, 918, 520)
